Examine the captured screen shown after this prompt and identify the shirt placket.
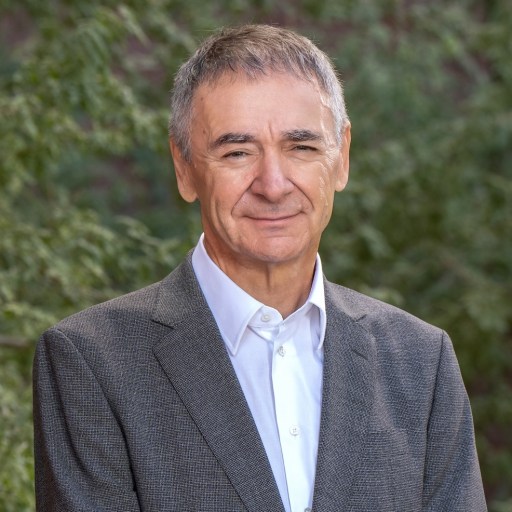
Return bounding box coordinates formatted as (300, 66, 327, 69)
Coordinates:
(271, 324, 311, 512)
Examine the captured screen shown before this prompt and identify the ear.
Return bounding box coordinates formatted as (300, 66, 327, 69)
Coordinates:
(335, 123, 351, 192)
(169, 138, 198, 203)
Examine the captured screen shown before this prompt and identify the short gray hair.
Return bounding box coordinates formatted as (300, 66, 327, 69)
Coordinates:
(169, 24, 349, 162)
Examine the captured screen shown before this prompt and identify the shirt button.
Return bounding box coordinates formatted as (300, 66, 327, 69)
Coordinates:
(289, 425, 300, 436)
(277, 345, 286, 356)
(261, 313, 271, 322)
(305, 508, 312, 512)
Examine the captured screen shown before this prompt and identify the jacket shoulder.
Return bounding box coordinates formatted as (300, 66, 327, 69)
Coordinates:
(326, 280, 441, 330)
(52, 280, 161, 340)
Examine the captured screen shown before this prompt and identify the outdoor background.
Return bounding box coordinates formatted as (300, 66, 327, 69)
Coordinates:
(1, 0, 511, 510)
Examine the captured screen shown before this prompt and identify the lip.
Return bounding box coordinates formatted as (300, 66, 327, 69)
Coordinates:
(247, 213, 299, 221)
(245, 213, 301, 228)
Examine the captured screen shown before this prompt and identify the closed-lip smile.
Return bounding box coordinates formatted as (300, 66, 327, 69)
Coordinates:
(246, 213, 299, 221)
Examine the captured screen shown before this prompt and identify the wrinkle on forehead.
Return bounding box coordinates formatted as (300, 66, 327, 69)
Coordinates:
(194, 71, 335, 124)
(190, 72, 341, 160)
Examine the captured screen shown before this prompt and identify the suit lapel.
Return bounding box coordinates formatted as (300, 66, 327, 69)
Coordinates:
(312, 282, 376, 510)
(152, 257, 285, 512)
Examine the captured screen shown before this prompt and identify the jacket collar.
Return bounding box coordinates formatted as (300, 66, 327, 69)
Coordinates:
(312, 280, 376, 509)
(151, 253, 286, 511)
(151, 256, 376, 511)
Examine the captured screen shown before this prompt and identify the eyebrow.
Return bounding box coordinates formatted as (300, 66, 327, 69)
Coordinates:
(209, 129, 323, 151)
(283, 129, 323, 142)
(209, 132, 256, 151)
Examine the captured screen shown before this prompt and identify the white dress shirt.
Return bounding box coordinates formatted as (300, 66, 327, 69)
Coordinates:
(192, 235, 326, 512)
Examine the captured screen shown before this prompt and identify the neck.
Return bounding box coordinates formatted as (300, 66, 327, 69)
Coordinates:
(205, 246, 317, 319)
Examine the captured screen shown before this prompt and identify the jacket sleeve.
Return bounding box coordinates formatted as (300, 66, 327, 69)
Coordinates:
(422, 331, 487, 511)
(33, 327, 141, 512)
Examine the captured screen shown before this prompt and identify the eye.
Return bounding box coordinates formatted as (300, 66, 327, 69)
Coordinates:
(294, 144, 317, 152)
(224, 150, 248, 159)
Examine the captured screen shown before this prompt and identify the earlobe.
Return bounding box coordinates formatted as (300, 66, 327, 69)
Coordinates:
(335, 124, 351, 192)
(169, 139, 198, 203)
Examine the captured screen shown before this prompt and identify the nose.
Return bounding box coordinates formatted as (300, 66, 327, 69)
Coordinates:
(250, 151, 294, 202)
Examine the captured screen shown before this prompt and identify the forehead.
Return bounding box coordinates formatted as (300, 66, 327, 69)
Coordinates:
(191, 72, 335, 136)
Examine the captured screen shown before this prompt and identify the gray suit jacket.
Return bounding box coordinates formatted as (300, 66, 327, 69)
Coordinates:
(33, 254, 486, 511)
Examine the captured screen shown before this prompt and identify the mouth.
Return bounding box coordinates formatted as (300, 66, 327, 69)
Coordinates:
(247, 213, 299, 221)
(253, 216, 295, 222)
(244, 213, 301, 230)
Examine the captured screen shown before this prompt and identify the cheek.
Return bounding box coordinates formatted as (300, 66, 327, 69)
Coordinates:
(204, 181, 247, 224)
(313, 167, 336, 208)
(312, 170, 337, 229)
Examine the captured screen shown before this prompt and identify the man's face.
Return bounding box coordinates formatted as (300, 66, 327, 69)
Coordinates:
(171, 72, 350, 274)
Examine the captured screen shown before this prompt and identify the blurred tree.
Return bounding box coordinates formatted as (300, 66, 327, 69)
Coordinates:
(0, 0, 510, 510)
(0, 3, 203, 509)
(315, 3, 512, 505)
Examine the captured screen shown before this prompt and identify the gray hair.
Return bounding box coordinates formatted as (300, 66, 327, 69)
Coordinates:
(169, 24, 349, 162)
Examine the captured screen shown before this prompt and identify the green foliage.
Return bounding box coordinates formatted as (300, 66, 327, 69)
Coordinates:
(0, 4, 201, 508)
(317, 3, 512, 503)
(0, 349, 34, 512)
(1, 198, 186, 340)
(1, 0, 511, 508)
(491, 499, 512, 512)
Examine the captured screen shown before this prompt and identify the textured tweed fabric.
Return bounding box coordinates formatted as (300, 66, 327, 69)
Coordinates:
(33, 253, 487, 511)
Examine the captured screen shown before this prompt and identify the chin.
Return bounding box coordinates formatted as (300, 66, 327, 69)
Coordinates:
(242, 241, 308, 266)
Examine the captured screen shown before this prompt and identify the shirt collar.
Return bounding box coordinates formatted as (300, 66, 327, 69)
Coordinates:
(192, 234, 326, 355)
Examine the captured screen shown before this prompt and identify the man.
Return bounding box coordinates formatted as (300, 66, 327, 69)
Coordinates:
(33, 25, 486, 511)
